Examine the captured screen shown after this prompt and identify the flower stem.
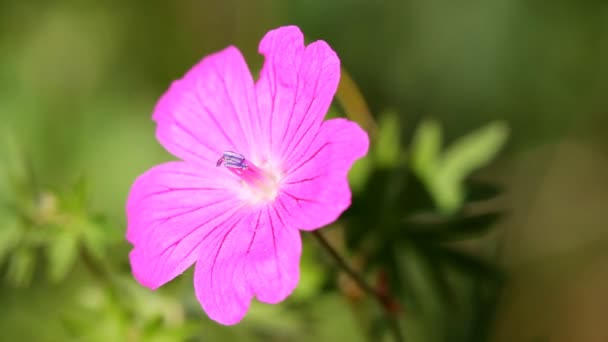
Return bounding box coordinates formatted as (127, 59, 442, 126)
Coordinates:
(310, 230, 404, 342)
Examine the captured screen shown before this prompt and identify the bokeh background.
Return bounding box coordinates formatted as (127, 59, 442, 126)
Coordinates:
(1, 1, 607, 341)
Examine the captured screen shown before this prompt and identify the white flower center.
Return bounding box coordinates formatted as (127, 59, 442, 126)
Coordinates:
(217, 151, 283, 204)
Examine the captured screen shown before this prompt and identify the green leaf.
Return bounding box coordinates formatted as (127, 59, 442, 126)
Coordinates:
(433, 121, 508, 213)
(374, 111, 402, 167)
(441, 212, 504, 240)
(6, 246, 36, 287)
(442, 121, 509, 178)
(395, 243, 445, 314)
(46, 228, 79, 282)
(81, 215, 115, 261)
(410, 119, 442, 178)
(434, 247, 504, 281)
(405, 212, 505, 241)
(410, 120, 509, 215)
(0, 215, 22, 264)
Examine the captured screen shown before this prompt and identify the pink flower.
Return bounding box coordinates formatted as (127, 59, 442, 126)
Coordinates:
(126, 25, 369, 325)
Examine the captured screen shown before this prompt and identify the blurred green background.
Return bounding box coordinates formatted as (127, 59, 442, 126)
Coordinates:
(1, 1, 607, 341)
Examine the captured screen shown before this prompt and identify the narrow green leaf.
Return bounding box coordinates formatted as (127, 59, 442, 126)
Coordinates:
(441, 121, 509, 178)
(81, 216, 114, 261)
(395, 242, 445, 314)
(431, 121, 508, 214)
(47, 228, 79, 282)
(6, 246, 36, 286)
(405, 212, 505, 241)
(434, 247, 504, 281)
(375, 111, 402, 167)
(0, 215, 22, 264)
(442, 212, 504, 240)
(410, 119, 442, 178)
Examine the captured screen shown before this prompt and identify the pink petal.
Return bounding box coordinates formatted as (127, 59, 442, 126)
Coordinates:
(153, 46, 260, 165)
(126, 161, 245, 289)
(194, 205, 301, 325)
(278, 118, 369, 230)
(246, 206, 301, 304)
(256, 26, 340, 166)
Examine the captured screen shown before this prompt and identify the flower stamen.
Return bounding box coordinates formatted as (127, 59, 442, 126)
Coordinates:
(216, 151, 248, 169)
(217, 151, 280, 203)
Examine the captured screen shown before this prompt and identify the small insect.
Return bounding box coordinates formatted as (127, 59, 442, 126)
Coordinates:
(216, 151, 248, 169)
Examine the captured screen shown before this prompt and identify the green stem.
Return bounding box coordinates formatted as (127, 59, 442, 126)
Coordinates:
(311, 230, 404, 342)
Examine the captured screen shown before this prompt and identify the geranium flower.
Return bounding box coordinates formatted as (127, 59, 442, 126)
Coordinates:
(126, 25, 369, 325)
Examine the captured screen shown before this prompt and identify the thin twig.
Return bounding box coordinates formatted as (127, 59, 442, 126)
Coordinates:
(311, 230, 404, 342)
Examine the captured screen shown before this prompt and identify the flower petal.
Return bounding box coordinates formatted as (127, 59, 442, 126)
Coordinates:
(153, 46, 260, 165)
(245, 206, 301, 304)
(192, 210, 255, 325)
(256, 25, 340, 166)
(126, 161, 244, 289)
(278, 118, 369, 230)
(194, 205, 301, 325)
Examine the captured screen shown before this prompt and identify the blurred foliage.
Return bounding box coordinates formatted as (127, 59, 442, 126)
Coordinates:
(411, 119, 508, 214)
(0, 138, 115, 286)
(0, 1, 607, 342)
(343, 110, 506, 342)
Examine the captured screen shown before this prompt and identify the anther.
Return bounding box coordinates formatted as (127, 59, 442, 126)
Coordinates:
(216, 151, 248, 169)
(215, 150, 281, 202)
